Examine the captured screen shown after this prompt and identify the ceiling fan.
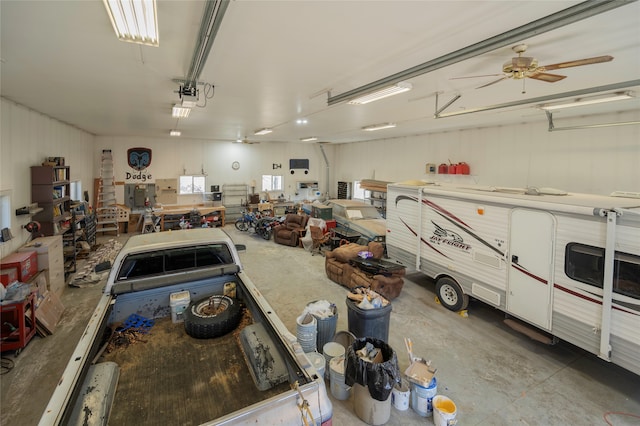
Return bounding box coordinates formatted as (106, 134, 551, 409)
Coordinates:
(237, 137, 260, 144)
(452, 44, 614, 91)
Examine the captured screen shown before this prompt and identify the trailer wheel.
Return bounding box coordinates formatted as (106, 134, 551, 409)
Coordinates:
(436, 277, 469, 312)
(184, 295, 243, 339)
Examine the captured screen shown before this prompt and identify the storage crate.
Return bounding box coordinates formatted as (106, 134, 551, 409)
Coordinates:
(1, 251, 38, 282)
(116, 205, 130, 223)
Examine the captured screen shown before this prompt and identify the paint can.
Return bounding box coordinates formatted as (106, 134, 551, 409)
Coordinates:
(432, 395, 457, 426)
(305, 351, 326, 380)
(410, 376, 437, 417)
(391, 380, 410, 411)
(323, 341, 346, 380)
(329, 355, 351, 400)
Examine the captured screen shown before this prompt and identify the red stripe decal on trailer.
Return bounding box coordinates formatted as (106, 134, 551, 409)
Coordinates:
(399, 218, 451, 259)
(511, 263, 548, 285)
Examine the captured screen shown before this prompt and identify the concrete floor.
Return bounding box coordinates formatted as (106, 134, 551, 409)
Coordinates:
(2, 225, 639, 425)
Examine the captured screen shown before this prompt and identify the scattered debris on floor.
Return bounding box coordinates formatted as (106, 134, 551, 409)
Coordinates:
(69, 239, 122, 287)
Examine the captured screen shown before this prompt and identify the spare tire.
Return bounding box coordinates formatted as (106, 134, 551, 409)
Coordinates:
(184, 295, 243, 339)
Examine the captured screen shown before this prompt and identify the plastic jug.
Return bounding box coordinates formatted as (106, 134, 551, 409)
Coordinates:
(457, 162, 470, 175)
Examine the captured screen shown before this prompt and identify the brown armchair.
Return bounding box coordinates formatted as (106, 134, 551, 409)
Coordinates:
(325, 242, 406, 300)
(273, 214, 309, 247)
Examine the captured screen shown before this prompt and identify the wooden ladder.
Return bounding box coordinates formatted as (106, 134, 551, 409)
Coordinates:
(95, 149, 119, 236)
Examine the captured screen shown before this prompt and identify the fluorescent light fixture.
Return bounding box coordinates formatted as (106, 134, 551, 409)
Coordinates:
(181, 94, 198, 108)
(254, 128, 273, 136)
(170, 130, 181, 136)
(300, 137, 318, 142)
(539, 91, 634, 111)
(103, 0, 159, 47)
(348, 82, 412, 105)
(362, 123, 396, 131)
(172, 105, 191, 118)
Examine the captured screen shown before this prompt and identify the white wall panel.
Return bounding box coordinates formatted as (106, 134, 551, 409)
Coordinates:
(0, 98, 94, 256)
(333, 110, 639, 196)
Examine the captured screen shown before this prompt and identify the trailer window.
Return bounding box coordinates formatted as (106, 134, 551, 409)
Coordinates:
(565, 243, 640, 299)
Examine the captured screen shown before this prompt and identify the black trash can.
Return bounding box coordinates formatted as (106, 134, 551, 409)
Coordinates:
(346, 297, 392, 343)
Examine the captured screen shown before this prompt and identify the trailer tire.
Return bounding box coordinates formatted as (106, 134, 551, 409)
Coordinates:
(436, 277, 469, 312)
(184, 295, 243, 339)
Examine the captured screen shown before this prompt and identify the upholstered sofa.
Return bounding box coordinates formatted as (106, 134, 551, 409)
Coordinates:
(325, 242, 405, 300)
(274, 213, 309, 247)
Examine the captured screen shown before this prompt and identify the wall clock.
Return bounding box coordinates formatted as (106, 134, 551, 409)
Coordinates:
(232, 161, 240, 170)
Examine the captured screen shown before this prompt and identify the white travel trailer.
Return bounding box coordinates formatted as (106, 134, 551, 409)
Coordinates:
(386, 182, 640, 376)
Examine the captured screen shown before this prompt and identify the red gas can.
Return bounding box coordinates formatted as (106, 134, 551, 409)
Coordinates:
(457, 162, 470, 175)
(438, 163, 448, 174)
(448, 163, 458, 174)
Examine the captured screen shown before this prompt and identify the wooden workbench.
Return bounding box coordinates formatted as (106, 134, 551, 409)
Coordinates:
(155, 205, 226, 230)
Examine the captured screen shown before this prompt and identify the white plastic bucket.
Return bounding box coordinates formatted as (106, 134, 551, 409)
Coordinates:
(410, 376, 437, 417)
(323, 341, 345, 380)
(329, 355, 350, 400)
(306, 352, 325, 380)
(391, 380, 410, 411)
(432, 395, 457, 426)
(169, 291, 190, 323)
(296, 313, 317, 353)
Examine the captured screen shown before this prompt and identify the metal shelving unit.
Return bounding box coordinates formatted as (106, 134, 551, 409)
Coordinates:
(222, 183, 248, 221)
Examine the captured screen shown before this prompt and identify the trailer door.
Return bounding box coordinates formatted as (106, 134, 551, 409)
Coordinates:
(507, 209, 555, 330)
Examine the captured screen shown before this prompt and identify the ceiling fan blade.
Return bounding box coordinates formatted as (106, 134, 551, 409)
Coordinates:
(476, 75, 509, 89)
(540, 55, 613, 71)
(528, 72, 566, 83)
(450, 74, 504, 80)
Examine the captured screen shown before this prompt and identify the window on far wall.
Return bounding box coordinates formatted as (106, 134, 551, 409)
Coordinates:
(261, 175, 283, 192)
(0, 191, 11, 239)
(70, 180, 82, 201)
(352, 180, 369, 201)
(179, 175, 206, 195)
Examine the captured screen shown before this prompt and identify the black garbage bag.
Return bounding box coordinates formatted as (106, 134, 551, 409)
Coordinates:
(345, 337, 401, 401)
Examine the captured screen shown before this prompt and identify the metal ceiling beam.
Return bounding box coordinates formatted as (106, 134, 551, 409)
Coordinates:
(184, 0, 230, 89)
(434, 79, 640, 118)
(545, 110, 640, 132)
(327, 0, 636, 106)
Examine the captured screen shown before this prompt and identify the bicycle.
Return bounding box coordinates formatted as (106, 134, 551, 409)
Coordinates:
(235, 210, 261, 232)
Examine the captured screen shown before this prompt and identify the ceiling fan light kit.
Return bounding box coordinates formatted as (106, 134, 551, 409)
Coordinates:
(347, 82, 412, 105)
(103, 0, 159, 47)
(539, 91, 634, 111)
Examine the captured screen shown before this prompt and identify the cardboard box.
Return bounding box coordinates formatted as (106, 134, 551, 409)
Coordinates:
(0, 267, 18, 286)
(1, 251, 38, 282)
(404, 359, 437, 387)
